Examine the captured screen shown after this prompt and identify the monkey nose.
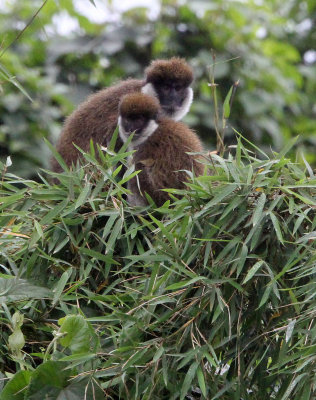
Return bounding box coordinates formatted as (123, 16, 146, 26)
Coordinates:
(171, 88, 177, 96)
(129, 125, 142, 135)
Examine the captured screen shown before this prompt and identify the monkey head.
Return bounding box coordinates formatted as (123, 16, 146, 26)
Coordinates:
(142, 57, 194, 121)
(118, 93, 160, 148)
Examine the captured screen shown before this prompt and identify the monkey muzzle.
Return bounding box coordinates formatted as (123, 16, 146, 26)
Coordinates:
(122, 122, 144, 136)
(162, 104, 180, 116)
(161, 96, 184, 116)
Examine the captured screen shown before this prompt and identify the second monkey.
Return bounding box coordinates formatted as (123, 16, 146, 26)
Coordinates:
(118, 92, 204, 206)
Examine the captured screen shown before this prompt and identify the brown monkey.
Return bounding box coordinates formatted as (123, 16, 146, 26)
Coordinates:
(51, 57, 194, 172)
(118, 93, 204, 206)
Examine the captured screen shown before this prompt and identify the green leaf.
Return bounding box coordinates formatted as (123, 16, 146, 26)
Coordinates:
(236, 243, 248, 277)
(108, 126, 119, 151)
(285, 319, 296, 343)
(162, 355, 168, 387)
(79, 247, 119, 264)
(0, 63, 33, 101)
(122, 348, 148, 370)
(52, 269, 72, 306)
(26, 361, 104, 400)
(258, 285, 272, 309)
(243, 260, 265, 284)
(149, 214, 176, 250)
(26, 361, 70, 399)
(280, 374, 306, 400)
(196, 184, 239, 217)
(268, 211, 284, 243)
(278, 136, 299, 158)
(58, 315, 95, 354)
(40, 199, 68, 225)
(180, 361, 199, 400)
(8, 312, 25, 355)
(153, 346, 165, 363)
(0, 278, 51, 304)
(282, 187, 316, 206)
(0, 370, 32, 400)
(34, 220, 43, 238)
(74, 183, 91, 209)
(166, 277, 204, 290)
(252, 192, 266, 226)
(197, 366, 207, 397)
(106, 217, 123, 252)
(223, 85, 233, 119)
(44, 139, 69, 173)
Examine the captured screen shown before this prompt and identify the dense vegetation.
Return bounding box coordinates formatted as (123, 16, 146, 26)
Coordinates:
(1, 1, 316, 399)
(0, 139, 316, 399)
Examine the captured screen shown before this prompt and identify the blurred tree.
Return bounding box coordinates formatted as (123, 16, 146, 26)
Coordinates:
(0, 0, 315, 177)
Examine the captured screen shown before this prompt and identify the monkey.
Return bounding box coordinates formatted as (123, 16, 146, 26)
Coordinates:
(117, 92, 204, 207)
(51, 57, 194, 172)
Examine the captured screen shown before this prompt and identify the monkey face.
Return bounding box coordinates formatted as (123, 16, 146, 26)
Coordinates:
(154, 80, 189, 115)
(118, 113, 158, 148)
(142, 79, 193, 122)
(121, 114, 148, 136)
(143, 57, 194, 120)
(118, 93, 160, 148)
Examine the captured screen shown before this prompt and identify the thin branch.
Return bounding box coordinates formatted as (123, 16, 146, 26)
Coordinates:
(0, 0, 49, 58)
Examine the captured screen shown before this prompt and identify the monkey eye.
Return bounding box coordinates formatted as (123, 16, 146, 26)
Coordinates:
(129, 114, 143, 120)
(161, 82, 183, 92)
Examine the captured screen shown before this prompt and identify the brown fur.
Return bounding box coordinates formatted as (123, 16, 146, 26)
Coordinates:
(119, 93, 159, 119)
(51, 79, 143, 172)
(145, 57, 193, 86)
(131, 118, 204, 207)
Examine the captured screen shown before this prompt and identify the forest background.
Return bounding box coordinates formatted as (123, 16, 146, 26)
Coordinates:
(0, 0, 315, 176)
(1, 1, 316, 399)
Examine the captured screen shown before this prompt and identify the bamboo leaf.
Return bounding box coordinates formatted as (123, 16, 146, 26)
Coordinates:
(285, 319, 296, 343)
(258, 285, 272, 309)
(252, 192, 266, 226)
(122, 348, 148, 371)
(243, 260, 265, 284)
(80, 247, 119, 264)
(196, 184, 238, 217)
(223, 85, 233, 119)
(40, 199, 68, 225)
(268, 211, 284, 244)
(280, 374, 306, 400)
(52, 269, 72, 306)
(180, 361, 199, 400)
(75, 183, 91, 209)
(197, 366, 207, 398)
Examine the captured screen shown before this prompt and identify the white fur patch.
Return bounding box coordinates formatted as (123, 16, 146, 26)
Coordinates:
(141, 82, 158, 98)
(172, 87, 193, 121)
(118, 115, 128, 143)
(118, 116, 158, 150)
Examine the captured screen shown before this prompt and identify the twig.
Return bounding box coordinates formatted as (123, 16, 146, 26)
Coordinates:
(0, 0, 49, 58)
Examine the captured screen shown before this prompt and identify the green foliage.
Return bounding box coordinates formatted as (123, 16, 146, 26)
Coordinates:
(0, 141, 315, 399)
(0, 1, 315, 397)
